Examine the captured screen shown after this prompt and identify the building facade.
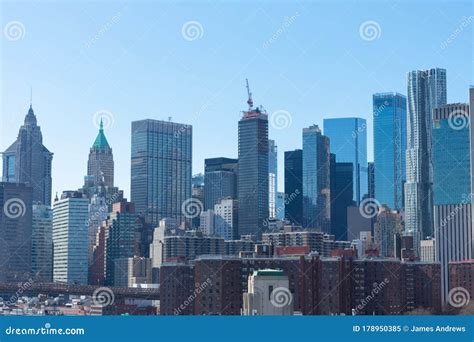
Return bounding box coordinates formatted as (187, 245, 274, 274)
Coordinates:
(330, 155, 354, 241)
(131, 119, 192, 226)
(405, 68, 447, 253)
(268, 140, 278, 219)
(284, 149, 303, 226)
(32, 204, 53, 282)
(373, 93, 407, 210)
(204, 157, 237, 211)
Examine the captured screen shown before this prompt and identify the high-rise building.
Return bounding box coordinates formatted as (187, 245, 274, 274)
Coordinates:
(323, 118, 368, 204)
(374, 205, 402, 258)
(432, 103, 472, 305)
(32, 204, 53, 282)
(191, 173, 205, 228)
(131, 119, 192, 226)
(373, 93, 407, 210)
(204, 157, 237, 211)
(268, 140, 278, 218)
(87, 119, 114, 188)
(237, 83, 269, 238)
(104, 201, 142, 286)
(284, 149, 303, 225)
(52, 191, 89, 284)
(405, 68, 447, 253)
(276, 192, 285, 220)
(214, 197, 238, 240)
(302, 125, 330, 231)
(2, 105, 53, 205)
(330, 154, 354, 241)
(0, 182, 33, 282)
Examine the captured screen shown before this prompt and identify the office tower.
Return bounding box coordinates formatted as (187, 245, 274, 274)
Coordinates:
(149, 218, 182, 268)
(432, 103, 472, 305)
(302, 125, 331, 231)
(199, 209, 215, 235)
(237, 82, 269, 238)
(470, 86, 474, 254)
(214, 197, 238, 240)
(0, 182, 32, 282)
(420, 239, 436, 262)
(373, 93, 407, 210)
(405, 68, 447, 252)
(131, 119, 192, 226)
(374, 205, 402, 258)
(103, 200, 142, 286)
(330, 154, 354, 240)
(284, 149, 303, 225)
(32, 204, 53, 282)
(87, 119, 114, 188)
(243, 270, 293, 316)
(52, 191, 88, 284)
(323, 117, 368, 204)
(2, 105, 53, 205)
(367, 162, 375, 200)
(269, 140, 278, 218)
(204, 158, 238, 211)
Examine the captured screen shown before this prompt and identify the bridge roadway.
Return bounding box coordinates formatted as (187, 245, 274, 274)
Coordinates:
(0, 282, 160, 300)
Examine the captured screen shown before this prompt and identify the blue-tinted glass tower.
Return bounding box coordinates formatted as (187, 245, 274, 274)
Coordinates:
(373, 93, 407, 210)
(284, 149, 303, 225)
(323, 118, 367, 204)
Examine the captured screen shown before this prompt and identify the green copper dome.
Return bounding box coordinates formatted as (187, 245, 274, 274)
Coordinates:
(92, 119, 111, 149)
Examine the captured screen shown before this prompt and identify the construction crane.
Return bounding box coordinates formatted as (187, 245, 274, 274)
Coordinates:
(246, 78, 253, 110)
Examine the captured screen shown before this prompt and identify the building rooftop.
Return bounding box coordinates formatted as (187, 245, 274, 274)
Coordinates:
(253, 269, 284, 277)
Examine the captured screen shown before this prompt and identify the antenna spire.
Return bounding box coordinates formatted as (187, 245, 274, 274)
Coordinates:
(246, 79, 253, 110)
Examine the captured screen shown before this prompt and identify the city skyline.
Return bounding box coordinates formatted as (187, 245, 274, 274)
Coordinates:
(1, 1, 471, 200)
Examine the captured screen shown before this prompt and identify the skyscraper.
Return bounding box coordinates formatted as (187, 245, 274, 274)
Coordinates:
(284, 149, 303, 225)
(432, 103, 472, 305)
(32, 204, 53, 282)
(330, 154, 354, 240)
(87, 119, 114, 188)
(237, 81, 269, 238)
(373, 93, 407, 210)
(204, 157, 238, 211)
(268, 139, 278, 218)
(2, 105, 53, 205)
(52, 191, 89, 284)
(0, 182, 33, 282)
(323, 118, 367, 204)
(405, 68, 447, 252)
(302, 125, 331, 232)
(214, 197, 238, 240)
(131, 119, 192, 226)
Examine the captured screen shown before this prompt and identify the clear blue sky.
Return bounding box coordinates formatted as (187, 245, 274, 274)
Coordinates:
(1, 0, 472, 201)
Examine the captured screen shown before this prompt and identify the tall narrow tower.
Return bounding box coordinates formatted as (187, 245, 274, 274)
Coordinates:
(2, 105, 53, 205)
(237, 80, 269, 238)
(87, 119, 114, 188)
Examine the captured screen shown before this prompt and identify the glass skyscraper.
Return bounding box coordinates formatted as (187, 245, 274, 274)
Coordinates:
(204, 157, 238, 211)
(432, 103, 471, 305)
(373, 93, 407, 210)
(284, 149, 303, 226)
(302, 125, 330, 232)
(131, 119, 192, 226)
(323, 118, 367, 204)
(237, 105, 269, 238)
(405, 68, 446, 251)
